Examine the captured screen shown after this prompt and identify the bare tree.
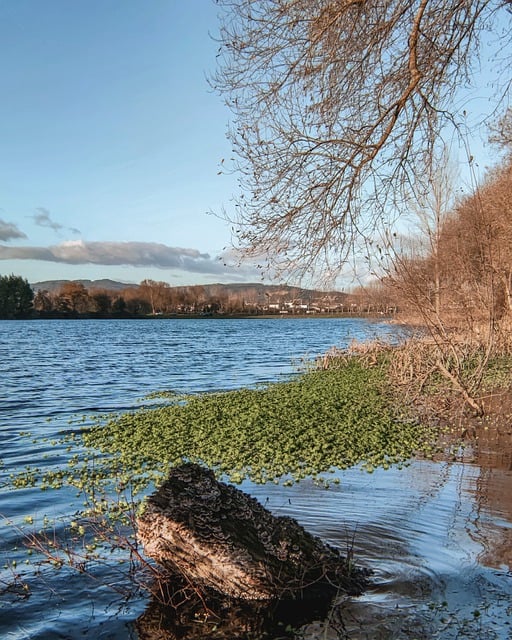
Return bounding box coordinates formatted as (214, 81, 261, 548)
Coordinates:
(213, 0, 512, 280)
(140, 279, 171, 315)
(33, 289, 53, 314)
(420, 157, 455, 317)
(392, 146, 458, 319)
(489, 106, 512, 152)
(55, 282, 91, 315)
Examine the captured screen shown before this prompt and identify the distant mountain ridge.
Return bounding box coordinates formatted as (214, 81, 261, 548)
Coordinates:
(31, 279, 346, 300)
(31, 279, 135, 292)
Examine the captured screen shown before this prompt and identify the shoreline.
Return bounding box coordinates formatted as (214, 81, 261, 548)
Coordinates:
(1, 311, 395, 321)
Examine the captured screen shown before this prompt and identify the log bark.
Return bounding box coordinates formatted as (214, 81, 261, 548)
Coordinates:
(136, 463, 367, 601)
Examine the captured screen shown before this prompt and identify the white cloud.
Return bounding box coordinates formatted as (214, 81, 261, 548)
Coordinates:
(0, 239, 258, 277)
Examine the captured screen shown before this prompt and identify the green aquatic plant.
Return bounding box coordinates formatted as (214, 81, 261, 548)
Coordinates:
(70, 357, 435, 493)
(10, 357, 440, 502)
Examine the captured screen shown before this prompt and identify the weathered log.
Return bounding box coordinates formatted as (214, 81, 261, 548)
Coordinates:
(136, 463, 367, 601)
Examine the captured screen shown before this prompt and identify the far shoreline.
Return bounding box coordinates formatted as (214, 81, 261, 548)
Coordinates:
(2, 311, 396, 321)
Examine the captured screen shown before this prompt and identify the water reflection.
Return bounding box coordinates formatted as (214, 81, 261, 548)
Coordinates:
(468, 426, 512, 572)
(136, 591, 338, 640)
(335, 447, 512, 640)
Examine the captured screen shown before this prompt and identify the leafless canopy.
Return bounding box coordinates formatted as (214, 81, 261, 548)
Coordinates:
(213, 0, 512, 281)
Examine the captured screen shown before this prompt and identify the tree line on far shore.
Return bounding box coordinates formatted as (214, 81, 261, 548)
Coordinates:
(0, 277, 395, 320)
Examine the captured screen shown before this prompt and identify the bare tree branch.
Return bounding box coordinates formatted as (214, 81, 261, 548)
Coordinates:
(212, 0, 511, 281)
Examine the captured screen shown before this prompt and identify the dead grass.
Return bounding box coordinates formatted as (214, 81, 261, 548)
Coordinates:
(317, 331, 512, 433)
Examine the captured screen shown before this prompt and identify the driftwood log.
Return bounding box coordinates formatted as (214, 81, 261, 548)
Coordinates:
(137, 463, 367, 601)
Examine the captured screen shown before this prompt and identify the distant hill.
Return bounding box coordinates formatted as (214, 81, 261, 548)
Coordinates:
(30, 279, 347, 301)
(31, 279, 135, 293)
(195, 282, 347, 302)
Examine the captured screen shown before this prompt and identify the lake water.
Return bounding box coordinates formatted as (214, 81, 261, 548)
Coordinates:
(1, 318, 511, 639)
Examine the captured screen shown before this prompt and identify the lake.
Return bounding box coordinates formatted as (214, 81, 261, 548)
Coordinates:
(1, 318, 511, 639)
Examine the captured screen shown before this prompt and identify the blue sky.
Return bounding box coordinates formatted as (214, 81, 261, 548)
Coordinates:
(0, 0, 255, 285)
(0, 1, 508, 288)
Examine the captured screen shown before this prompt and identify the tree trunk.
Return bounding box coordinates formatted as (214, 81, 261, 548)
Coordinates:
(136, 463, 368, 601)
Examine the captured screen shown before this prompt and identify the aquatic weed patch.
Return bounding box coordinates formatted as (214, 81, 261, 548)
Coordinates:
(80, 358, 434, 488)
(7, 357, 439, 504)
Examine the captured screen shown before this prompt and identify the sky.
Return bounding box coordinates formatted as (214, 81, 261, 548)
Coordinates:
(0, 0, 257, 286)
(0, 1, 509, 288)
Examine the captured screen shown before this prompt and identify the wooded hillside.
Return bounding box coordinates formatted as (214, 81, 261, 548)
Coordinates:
(25, 281, 365, 318)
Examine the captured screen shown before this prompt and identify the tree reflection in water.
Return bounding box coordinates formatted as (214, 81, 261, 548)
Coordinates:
(468, 419, 512, 571)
